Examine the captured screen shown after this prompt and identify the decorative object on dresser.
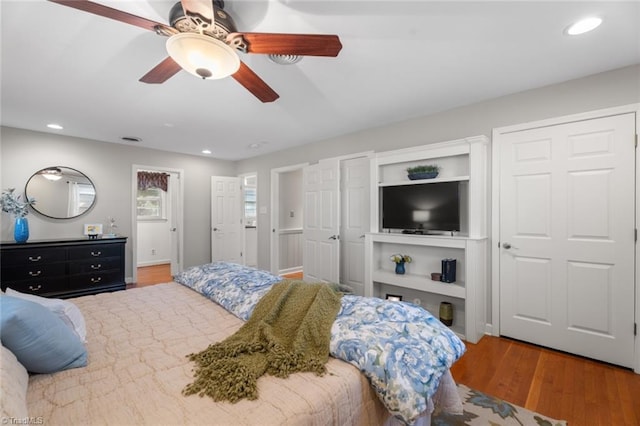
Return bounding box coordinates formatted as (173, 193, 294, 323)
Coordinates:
(0, 188, 36, 243)
(0, 237, 127, 299)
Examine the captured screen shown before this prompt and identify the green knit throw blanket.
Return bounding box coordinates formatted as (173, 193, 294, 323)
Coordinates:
(183, 280, 342, 403)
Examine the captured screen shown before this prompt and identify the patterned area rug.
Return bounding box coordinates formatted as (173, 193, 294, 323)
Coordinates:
(432, 384, 568, 425)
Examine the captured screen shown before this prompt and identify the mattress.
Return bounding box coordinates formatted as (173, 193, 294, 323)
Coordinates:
(27, 283, 390, 425)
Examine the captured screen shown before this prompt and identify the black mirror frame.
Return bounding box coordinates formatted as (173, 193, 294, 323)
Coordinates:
(25, 166, 97, 220)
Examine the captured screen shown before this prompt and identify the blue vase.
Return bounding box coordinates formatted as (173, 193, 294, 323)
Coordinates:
(14, 216, 29, 243)
(395, 261, 405, 275)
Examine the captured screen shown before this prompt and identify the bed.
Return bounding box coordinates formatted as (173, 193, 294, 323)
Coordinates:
(1, 262, 465, 425)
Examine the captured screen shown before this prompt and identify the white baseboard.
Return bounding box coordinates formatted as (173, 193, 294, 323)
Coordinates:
(279, 266, 302, 275)
(137, 260, 171, 268)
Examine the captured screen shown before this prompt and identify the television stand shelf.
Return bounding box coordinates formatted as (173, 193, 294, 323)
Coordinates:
(365, 232, 486, 343)
(367, 135, 489, 343)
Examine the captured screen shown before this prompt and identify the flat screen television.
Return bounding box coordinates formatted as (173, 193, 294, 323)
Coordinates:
(381, 181, 460, 233)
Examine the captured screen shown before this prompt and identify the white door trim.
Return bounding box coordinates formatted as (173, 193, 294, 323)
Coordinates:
(491, 103, 640, 373)
(270, 163, 309, 275)
(131, 164, 185, 284)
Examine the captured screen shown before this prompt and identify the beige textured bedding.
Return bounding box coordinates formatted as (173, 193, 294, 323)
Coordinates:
(27, 283, 391, 425)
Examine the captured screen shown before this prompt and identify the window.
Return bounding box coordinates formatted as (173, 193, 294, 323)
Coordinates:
(137, 188, 166, 220)
(243, 175, 257, 227)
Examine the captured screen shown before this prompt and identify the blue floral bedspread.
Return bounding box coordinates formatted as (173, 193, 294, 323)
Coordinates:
(174, 262, 465, 425)
(173, 261, 282, 320)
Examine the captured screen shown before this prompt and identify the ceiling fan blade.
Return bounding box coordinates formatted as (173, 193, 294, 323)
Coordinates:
(232, 33, 343, 57)
(232, 62, 279, 103)
(139, 57, 182, 84)
(48, 0, 174, 34)
(180, 0, 215, 31)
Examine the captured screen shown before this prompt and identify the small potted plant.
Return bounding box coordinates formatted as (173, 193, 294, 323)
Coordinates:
(390, 253, 412, 275)
(406, 164, 440, 180)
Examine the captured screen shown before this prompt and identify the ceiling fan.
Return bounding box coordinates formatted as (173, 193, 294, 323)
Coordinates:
(48, 0, 343, 102)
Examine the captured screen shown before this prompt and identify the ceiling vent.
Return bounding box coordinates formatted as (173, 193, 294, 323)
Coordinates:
(268, 54, 302, 65)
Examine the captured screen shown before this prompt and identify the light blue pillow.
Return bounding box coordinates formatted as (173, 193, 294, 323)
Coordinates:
(0, 295, 87, 374)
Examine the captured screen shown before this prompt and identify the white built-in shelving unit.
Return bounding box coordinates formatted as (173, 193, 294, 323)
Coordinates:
(365, 136, 489, 343)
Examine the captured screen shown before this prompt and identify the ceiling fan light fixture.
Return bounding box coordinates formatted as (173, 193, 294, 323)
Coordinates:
(166, 32, 240, 79)
(40, 167, 63, 181)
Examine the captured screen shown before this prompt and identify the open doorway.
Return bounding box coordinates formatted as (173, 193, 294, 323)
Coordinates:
(270, 153, 371, 293)
(131, 165, 184, 285)
(240, 173, 258, 267)
(270, 164, 307, 276)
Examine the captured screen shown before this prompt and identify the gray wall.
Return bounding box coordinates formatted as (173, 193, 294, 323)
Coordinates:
(2, 64, 638, 284)
(0, 128, 236, 279)
(237, 64, 640, 271)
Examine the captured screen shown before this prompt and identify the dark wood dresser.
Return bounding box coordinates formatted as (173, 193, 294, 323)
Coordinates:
(1, 237, 127, 299)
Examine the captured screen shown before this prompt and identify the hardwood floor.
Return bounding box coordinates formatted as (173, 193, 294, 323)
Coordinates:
(450, 335, 640, 425)
(129, 264, 172, 288)
(281, 271, 303, 280)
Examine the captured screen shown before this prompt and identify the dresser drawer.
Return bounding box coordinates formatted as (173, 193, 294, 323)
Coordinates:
(1, 277, 68, 295)
(68, 244, 122, 260)
(68, 257, 121, 274)
(1, 248, 66, 266)
(2, 263, 66, 281)
(69, 271, 123, 289)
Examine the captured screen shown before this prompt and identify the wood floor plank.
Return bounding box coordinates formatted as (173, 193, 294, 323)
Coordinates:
(450, 335, 640, 425)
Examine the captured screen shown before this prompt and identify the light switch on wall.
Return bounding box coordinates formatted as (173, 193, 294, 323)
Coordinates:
(290, 211, 295, 218)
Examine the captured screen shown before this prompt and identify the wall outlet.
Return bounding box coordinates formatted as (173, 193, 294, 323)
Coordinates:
(151, 248, 156, 255)
(412, 298, 422, 306)
(290, 211, 295, 218)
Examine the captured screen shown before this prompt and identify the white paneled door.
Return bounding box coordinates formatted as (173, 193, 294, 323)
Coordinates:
(340, 157, 370, 295)
(499, 113, 636, 368)
(211, 176, 242, 264)
(303, 158, 340, 283)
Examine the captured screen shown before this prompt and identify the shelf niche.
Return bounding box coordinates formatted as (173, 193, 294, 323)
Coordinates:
(365, 136, 488, 344)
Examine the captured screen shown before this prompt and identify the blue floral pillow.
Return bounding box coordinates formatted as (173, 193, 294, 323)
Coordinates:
(330, 295, 465, 424)
(174, 262, 282, 320)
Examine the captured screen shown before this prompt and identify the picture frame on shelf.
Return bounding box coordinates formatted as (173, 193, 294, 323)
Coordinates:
(385, 294, 403, 302)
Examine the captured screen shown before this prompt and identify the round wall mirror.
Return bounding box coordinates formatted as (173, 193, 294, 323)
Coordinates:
(25, 166, 97, 219)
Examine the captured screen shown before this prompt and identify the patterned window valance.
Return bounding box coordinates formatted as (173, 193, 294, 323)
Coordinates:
(137, 171, 169, 192)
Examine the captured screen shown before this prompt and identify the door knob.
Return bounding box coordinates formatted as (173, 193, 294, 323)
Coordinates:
(328, 235, 339, 240)
(213, 227, 219, 231)
(503, 242, 512, 249)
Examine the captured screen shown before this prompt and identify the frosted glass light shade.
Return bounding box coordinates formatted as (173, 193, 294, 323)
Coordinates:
(166, 33, 240, 79)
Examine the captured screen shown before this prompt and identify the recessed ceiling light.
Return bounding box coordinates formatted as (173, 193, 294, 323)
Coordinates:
(202, 149, 212, 154)
(47, 123, 63, 130)
(565, 17, 602, 35)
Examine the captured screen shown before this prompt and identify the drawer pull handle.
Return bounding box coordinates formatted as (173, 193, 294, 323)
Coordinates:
(29, 270, 42, 277)
(28, 284, 42, 292)
(91, 264, 102, 270)
(91, 251, 102, 257)
(91, 277, 102, 283)
(28, 256, 42, 262)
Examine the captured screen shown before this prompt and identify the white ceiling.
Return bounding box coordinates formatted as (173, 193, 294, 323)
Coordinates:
(1, 1, 638, 160)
